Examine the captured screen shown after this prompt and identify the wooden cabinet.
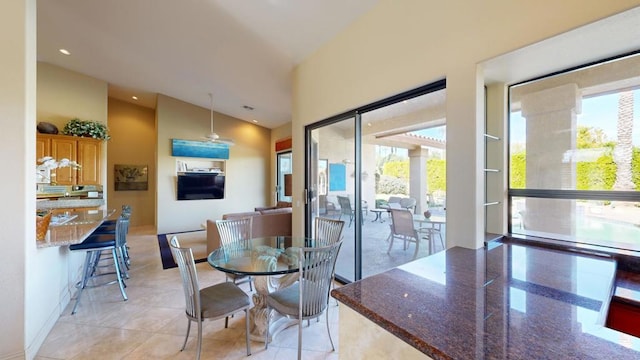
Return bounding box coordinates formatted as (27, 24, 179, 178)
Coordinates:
(37, 134, 102, 185)
(77, 138, 101, 184)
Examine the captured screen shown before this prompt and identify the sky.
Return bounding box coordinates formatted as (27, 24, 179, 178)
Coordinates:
(511, 90, 640, 145)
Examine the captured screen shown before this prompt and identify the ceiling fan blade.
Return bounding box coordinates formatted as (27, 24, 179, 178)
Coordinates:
(206, 92, 235, 146)
(216, 138, 235, 146)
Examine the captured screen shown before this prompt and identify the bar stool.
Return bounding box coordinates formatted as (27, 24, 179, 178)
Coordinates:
(69, 215, 129, 314)
(93, 205, 132, 268)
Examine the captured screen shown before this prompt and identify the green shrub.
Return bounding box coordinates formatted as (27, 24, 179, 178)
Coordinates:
(378, 175, 408, 195)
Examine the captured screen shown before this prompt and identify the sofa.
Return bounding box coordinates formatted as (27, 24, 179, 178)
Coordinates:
(206, 206, 292, 253)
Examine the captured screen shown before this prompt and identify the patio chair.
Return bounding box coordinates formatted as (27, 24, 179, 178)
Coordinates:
(387, 208, 430, 259)
(265, 241, 343, 360)
(337, 195, 366, 227)
(215, 217, 254, 291)
(170, 236, 251, 360)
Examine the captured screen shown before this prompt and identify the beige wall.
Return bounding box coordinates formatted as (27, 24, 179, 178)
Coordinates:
(107, 98, 156, 228)
(291, 0, 640, 248)
(37, 62, 108, 130)
(156, 94, 272, 234)
(1, 0, 34, 357)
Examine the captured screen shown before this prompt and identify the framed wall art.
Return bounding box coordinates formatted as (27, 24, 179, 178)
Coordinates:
(115, 164, 148, 191)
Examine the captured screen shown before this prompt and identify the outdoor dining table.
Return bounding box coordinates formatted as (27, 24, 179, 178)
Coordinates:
(413, 214, 446, 254)
(207, 235, 318, 343)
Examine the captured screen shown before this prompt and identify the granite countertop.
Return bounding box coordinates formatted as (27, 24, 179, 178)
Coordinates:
(332, 241, 640, 359)
(36, 198, 105, 210)
(37, 208, 116, 248)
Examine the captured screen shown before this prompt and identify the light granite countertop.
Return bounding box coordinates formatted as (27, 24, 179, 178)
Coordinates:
(36, 198, 105, 210)
(37, 208, 116, 248)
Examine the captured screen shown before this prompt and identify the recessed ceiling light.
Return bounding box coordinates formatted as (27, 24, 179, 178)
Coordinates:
(367, 122, 372, 127)
(132, 96, 138, 100)
(59, 49, 71, 55)
(252, 120, 258, 123)
(243, 105, 254, 111)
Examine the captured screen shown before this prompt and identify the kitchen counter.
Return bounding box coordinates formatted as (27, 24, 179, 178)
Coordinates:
(37, 208, 116, 248)
(332, 240, 640, 359)
(36, 197, 105, 210)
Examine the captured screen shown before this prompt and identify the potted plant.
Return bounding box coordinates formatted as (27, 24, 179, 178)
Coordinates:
(62, 118, 110, 140)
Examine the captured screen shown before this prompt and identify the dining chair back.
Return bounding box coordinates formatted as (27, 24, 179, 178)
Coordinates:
(314, 217, 345, 246)
(387, 208, 427, 259)
(265, 240, 343, 360)
(215, 217, 254, 290)
(170, 236, 251, 360)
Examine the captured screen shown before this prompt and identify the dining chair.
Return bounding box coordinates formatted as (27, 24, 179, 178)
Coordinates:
(215, 217, 254, 291)
(69, 214, 129, 314)
(314, 217, 345, 306)
(265, 240, 343, 360)
(314, 217, 345, 246)
(387, 208, 430, 259)
(170, 236, 251, 360)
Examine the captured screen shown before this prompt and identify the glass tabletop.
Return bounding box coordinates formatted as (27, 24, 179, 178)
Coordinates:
(207, 236, 317, 276)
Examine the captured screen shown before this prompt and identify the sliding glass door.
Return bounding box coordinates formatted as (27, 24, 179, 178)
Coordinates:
(306, 114, 360, 283)
(305, 80, 447, 283)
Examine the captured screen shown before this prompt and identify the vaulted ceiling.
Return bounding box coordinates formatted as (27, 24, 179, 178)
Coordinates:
(37, 0, 380, 129)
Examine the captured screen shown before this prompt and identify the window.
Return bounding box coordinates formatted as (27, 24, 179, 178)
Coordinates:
(508, 52, 640, 251)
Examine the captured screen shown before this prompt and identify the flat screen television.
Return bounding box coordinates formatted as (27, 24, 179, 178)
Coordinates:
(177, 173, 225, 200)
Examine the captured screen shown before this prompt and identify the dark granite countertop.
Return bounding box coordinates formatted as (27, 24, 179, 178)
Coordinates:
(332, 241, 640, 359)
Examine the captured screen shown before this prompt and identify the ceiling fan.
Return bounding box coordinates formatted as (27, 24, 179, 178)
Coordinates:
(203, 93, 235, 146)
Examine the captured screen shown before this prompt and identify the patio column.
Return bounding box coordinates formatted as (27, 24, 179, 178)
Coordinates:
(409, 147, 428, 214)
(520, 84, 581, 236)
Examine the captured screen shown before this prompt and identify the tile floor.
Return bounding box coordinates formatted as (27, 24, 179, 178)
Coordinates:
(36, 227, 340, 360)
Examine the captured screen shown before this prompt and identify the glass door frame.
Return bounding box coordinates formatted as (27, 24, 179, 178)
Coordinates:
(304, 79, 447, 284)
(276, 150, 292, 203)
(305, 111, 363, 283)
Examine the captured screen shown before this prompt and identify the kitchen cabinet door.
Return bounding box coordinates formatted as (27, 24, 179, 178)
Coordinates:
(51, 137, 77, 185)
(36, 136, 51, 161)
(77, 138, 101, 185)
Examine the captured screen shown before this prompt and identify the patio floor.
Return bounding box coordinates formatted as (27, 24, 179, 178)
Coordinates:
(328, 207, 447, 282)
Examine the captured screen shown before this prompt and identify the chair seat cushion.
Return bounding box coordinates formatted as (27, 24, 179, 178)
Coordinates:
(200, 282, 250, 319)
(69, 233, 116, 251)
(266, 281, 326, 317)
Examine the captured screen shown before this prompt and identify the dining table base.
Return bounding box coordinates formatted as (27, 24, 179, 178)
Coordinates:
(248, 272, 298, 342)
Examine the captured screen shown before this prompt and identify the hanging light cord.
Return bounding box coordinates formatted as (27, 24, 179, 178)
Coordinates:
(209, 92, 214, 134)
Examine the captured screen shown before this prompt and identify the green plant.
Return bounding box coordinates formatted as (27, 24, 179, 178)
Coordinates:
(62, 118, 110, 140)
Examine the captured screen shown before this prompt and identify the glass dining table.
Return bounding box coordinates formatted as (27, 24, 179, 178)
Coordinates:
(207, 236, 317, 343)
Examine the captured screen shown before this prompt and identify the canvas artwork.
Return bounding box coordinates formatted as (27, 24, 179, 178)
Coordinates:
(115, 164, 148, 191)
(171, 139, 230, 159)
(329, 163, 346, 191)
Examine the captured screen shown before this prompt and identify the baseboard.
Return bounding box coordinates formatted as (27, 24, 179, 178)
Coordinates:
(24, 300, 61, 360)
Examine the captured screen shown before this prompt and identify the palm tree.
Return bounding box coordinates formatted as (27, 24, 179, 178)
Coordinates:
(612, 90, 635, 191)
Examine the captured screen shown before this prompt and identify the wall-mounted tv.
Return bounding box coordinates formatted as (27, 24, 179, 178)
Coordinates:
(177, 173, 225, 200)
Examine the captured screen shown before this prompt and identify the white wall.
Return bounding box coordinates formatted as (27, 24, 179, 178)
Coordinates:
(290, 0, 640, 248)
(0, 1, 33, 358)
(156, 94, 272, 234)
